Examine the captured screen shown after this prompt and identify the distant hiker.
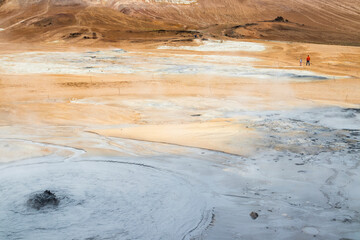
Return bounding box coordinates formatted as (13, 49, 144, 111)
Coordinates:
(300, 58, 302, 66)
(306, 55, 310, 66)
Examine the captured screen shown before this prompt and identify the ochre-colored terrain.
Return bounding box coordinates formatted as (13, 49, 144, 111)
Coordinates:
(0, 0, 359, 156)
(0, 39, 359, 156)
(0, 0, 360, 45)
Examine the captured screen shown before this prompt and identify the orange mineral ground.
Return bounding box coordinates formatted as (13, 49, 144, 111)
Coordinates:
(0, 39, 359, 155)
(0, 1, 359, 240)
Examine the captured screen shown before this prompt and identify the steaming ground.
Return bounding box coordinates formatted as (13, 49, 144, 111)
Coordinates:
(0, 40, 359, 239)
(0, 41, 333, 80)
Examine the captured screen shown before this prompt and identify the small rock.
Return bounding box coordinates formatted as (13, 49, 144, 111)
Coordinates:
(250, 211, 259, 220)
(302, 227, 319, 235)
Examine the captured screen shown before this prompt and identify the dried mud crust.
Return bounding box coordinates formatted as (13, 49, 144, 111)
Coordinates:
(58, 81, 131, 88)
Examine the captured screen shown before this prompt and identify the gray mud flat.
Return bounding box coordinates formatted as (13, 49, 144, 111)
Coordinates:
(0, 41, 359, 240)
(0, 106, 359, 240)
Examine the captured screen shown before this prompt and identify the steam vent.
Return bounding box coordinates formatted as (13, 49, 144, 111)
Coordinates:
(27, 190, 60, 210)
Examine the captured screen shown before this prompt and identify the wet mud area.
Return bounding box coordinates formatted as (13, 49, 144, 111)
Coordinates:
(0, 40, 359, 239)
(0, 41, 341, 81)
(0, 105, 358, 240)
(0, 159, 212, 240)
(161, 104, 359, 239)
(245, 107, 360, 155)
(220, 107, 360, 239)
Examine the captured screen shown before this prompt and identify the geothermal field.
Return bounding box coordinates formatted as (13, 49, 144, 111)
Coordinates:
(0, 0, 360, 239)
(0, 39, 359, 240)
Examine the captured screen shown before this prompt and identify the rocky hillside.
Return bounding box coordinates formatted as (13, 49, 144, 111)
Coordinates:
(0, 0, 359, 45)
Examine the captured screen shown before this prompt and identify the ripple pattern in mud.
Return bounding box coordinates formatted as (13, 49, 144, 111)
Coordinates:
(0, 160, 211, 240)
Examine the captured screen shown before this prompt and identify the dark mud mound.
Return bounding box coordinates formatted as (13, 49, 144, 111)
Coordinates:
(27, 190, 60, 210)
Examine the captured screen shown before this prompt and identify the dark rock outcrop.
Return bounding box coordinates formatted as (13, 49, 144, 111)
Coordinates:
(27, 190, 59, 210)
(273, 16, 288, 22)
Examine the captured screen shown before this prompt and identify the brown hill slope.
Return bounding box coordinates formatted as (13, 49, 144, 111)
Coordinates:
(0, 0, 359, 45)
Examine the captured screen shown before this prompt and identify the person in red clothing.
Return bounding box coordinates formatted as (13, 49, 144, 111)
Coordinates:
(306, 55, 311, 66)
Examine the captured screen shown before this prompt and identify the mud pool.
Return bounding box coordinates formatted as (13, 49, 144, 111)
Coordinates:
(0, 41, 336, 81)
(0, 40, 359, 240)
